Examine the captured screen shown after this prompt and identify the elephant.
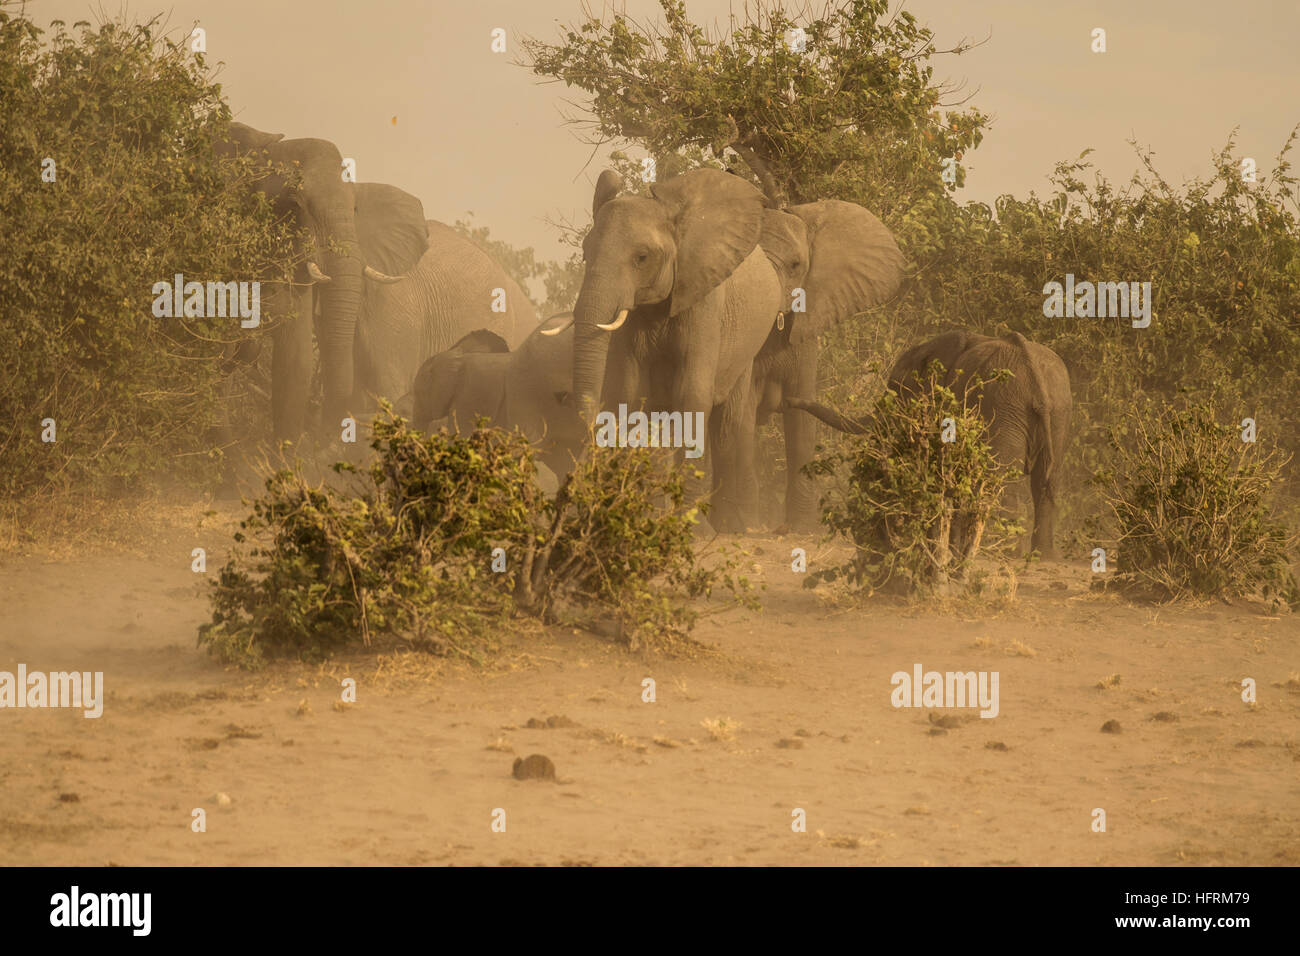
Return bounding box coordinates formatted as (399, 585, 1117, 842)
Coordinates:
(548, 168, 783, 531)
(411, 315, 584, 478)
(216, 122, 429, 440)
(353, 207, 538, 419)
(749, 201, 906, 530)
(785, 330, 1073, 558)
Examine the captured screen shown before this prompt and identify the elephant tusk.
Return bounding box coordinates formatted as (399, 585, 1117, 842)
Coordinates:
(306, 262, 332, 283)
(596, 308, 629, 332)
(363, 265, 403, 284)
(540, 315, 574, 336)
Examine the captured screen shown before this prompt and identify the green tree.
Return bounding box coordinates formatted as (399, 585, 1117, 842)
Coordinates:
(523, 0, 986, 214)
(0, 6, 289, 498)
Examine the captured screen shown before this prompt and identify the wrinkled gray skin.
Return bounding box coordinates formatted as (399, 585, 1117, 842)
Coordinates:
(354, 212, 537, 417)
(748, 202, 905, 530)
(411, 315, 584, 478)
(786, 330, 1073, 558)
(216, 123, 429, 440)
(567, 168, 782, 531)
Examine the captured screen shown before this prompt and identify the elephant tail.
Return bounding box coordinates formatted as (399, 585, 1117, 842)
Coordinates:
(781, 397, 870, 435)
(1005, 331, 1055, 486)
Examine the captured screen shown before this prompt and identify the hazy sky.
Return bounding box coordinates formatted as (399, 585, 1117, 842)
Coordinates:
(27, 0, 1300, 261)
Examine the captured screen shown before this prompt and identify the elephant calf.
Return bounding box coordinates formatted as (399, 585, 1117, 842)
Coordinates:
(786, 330, 1072, 559)
(411, 315, 585, 480)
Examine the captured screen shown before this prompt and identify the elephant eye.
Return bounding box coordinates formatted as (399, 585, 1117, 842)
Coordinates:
(634, 249, 649, 265)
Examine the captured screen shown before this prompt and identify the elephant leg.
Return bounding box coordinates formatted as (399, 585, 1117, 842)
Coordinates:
(986, 420, 1034, 556)
(780, 340, 821, 532)
(269, 282, 314, 442)
(664, 355, 726, 527)
(1036, 399, 1072, 561)
(707, 407, 725, 509)
(604, 330, 644, 410)
(710, 373, 760, 533)
(1029, 452, 1060, 560)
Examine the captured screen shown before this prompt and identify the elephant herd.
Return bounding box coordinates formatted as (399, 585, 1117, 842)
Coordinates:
(219, 122, 1072, 555)
(417, 168, 916, 533)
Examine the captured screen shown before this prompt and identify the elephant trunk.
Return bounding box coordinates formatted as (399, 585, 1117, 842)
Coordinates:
(571, 283, 625, 424)
(782, 397, 870, 435)
(315, 209, 365, 428)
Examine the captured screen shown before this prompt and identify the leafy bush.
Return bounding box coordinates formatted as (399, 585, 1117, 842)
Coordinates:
(515, 442, 753, 648)
(874, 138, 1300, 537)
(200, 414, 538, 668)
(805, 369, 1022, 596)
(0, 8, 290, 498)
(1093, 402, 1298, 607)
(199, 408, 751, 668)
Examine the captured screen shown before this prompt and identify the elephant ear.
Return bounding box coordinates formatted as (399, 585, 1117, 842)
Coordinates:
(353, 183, 430, 276)
(592, 170, 622, 218)
(758, 208, 809, 290)
(652, 169, 765, 317)
(787, 200, 905, 344)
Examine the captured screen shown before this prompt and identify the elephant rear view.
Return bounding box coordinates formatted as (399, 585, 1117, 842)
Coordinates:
(949, 332, 1072, 558)
(412, 329, 511, 431)
(356, 212, 539, 417)
(786, 329, 1072, 558)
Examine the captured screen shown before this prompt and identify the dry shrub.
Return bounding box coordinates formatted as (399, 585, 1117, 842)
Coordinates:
(198, 405, 754, 668)
(1093, 402, 1298, 607)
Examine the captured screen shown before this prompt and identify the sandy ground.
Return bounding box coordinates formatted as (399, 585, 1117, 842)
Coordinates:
(1, 509, 1298, 867)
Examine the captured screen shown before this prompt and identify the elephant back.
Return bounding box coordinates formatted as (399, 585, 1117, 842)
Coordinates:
(356, 221, 540, 403)
(955, 333, 1071, 484)
(421, 221, 538, 350)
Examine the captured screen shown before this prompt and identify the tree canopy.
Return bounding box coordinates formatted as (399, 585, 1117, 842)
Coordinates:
(524, 0, 987, 215)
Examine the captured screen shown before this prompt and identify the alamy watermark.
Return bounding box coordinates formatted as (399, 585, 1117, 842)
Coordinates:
(151, 273, 260, 328)
(1042, 273, 1151, 328)
(593, 404, 706, 459)
(891, 663, 999, 718)
(50, 886, 150, 936)
(0, 664, 103, 718)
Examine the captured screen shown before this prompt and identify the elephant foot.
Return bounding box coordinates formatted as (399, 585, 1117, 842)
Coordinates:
(708, 506, 751, 534)
(774, 513, 820, 535)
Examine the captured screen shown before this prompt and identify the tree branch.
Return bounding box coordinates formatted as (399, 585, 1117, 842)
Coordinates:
(719, 114, 783, 206)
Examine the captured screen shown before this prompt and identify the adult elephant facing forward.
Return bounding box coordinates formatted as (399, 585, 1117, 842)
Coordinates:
(217, 123, 428, 440)
(552, 168, 781, 531)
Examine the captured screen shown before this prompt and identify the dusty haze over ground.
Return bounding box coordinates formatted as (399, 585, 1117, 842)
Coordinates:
(27, 0, 1300, 261)
(4, 0, 1299, 870)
